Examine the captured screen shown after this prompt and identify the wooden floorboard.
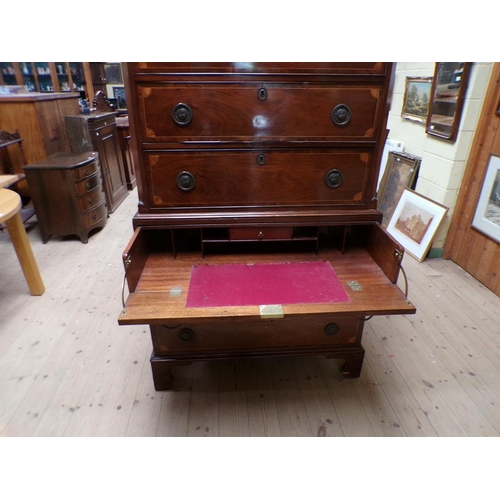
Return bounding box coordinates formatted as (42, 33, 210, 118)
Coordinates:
(2, 189, 500, 437)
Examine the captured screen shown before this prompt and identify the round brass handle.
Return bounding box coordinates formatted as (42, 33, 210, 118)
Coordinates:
(84, 169, 89, 175)
(324, 323, 340, 336)
(92, 214, 97, 220)
(331, 104, 352, 126)
(172, 103, 192, 126)
(325, 169, 343, 188)
(258, 231, 264, 239)
(258, 87, 267, 100)
(88, 197, 93, 205)
(86, 182, 92, 190)
(179, 328, 194, 341)
(176, 171, 196, 191)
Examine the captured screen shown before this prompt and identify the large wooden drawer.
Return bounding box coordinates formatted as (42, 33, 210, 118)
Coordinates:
(137, 84, 383, 142)
(150, 315, 363, 355)
(145, 149, 372, 210)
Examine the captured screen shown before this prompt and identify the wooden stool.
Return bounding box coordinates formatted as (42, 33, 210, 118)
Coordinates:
(0, 188, 45, 295)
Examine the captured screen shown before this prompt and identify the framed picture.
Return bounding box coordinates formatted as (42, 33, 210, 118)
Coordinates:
(387, 188, 448, 262)
(426, 62, 471, 142)
(401, 76, 433, 123)
(104, 63, 122, 84)
(113, 86, 127, 110)
(472, 154, 500, 244)
(377, 151, 421, 227)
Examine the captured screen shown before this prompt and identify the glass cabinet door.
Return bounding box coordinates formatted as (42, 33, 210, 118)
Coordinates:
(19, 62, 37, 91)
(34, 62, 55, 92)
(68, 62, 86, 94)
(55, 62, 72, 91)
(0, 62, 19, 86)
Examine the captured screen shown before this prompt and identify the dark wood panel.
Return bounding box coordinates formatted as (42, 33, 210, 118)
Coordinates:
(366, 223, 404, 284)
(134, 62, 388, 75)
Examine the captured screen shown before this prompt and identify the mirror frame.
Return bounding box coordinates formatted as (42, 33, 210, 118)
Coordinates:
(426, 62, 472, 142)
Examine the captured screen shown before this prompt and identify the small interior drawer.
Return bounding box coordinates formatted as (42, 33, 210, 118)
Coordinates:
(229, 227, 292, 241)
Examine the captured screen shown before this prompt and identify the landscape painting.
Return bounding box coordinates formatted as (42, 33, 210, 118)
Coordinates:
(402, 77, 433, 123)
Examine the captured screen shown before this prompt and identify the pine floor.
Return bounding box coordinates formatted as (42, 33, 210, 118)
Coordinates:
(1, 189, 500, 437)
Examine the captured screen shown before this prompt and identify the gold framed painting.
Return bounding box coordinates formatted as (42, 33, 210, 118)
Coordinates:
(401, 76, 433, 123)
(377, 151, 421, 227)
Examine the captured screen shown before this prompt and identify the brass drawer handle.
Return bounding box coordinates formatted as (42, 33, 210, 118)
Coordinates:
(257, 153, 266, 165)
(331, 104, 352, 126)
(324, 323, 340, 336)
(172, 103, 192, 126)
(86, 182, 92, 190)
(179, 328, 194, 341)
(92, 214, 97, 220)
(258, 231, 264, 239)
(325, 169, 343, 188)
(176, 171, 196, 191)
(88, 197, 93, 205)
(258, 87, 267, 100)
(84, 169, 89, 176)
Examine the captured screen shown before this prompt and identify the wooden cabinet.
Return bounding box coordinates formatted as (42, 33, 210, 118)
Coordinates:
(115, 115, 136, 189)
(65, 112, 128, 213)
(23, 152, 107, 243)
(119, 62, 416, 390)
(89, 62, 108, 94)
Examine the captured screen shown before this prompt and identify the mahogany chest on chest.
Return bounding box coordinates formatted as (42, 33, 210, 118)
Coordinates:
(119, 62, 415, 390)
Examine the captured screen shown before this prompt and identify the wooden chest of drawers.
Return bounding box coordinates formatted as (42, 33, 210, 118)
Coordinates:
(119, 62, 416, 390)
(23, 152, 107, 243)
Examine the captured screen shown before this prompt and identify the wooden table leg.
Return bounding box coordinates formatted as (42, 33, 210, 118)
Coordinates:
(5, 211, 45, 296)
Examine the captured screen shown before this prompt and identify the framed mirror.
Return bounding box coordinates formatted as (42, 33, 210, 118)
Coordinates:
(426, 62, 471, 142)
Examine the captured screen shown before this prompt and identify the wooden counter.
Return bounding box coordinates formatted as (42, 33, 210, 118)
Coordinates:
(0, 93, 80, 195)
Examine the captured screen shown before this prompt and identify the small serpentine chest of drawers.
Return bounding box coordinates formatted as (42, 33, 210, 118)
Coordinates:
(23, 151, 107, 243)
(119, 62, 416, 390)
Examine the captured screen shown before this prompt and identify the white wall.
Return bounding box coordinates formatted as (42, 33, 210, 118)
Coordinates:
(386, 62, 493, 253)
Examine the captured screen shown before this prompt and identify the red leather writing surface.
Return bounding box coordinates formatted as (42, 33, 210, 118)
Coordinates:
(186, 261, 350, 308)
